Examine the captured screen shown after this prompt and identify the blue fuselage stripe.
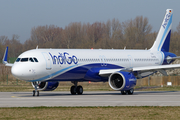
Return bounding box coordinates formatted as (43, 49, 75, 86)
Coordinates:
(30, 65, 77, 82)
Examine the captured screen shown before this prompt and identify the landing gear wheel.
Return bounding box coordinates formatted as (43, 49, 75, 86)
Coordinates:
(121, 90, 127, 95)
(70, 81, 84, 95)
(33, 90, 35, 96)
(127, 89, 134, 95)
(37, 91, 39, 96)
(77, 86, 83, 95)
(33, 90, 39, 96)
(71, 86, 76, 95)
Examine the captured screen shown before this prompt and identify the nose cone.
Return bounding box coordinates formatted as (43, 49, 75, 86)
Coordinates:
(11, 64, 24, 80)
(11, 63, 39, 81)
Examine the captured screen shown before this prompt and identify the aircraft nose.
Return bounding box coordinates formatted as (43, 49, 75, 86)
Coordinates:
(11, 65, 23, 79)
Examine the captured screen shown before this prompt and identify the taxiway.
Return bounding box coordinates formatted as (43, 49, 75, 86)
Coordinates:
(1, 91, 180, 107)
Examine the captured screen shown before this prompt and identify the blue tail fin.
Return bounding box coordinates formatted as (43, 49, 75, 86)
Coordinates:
(2, 46, 13, 67)
(150, 9, 173, 52)
(2, 46, 8, 64)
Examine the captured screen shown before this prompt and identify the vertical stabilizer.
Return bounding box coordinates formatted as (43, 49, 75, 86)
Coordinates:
(150, 9, 173, 52)
(2, 46, 8, 64)
(2, 46, 13, 67)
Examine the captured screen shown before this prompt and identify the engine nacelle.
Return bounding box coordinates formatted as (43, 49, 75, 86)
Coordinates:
(108, 71, 136, 91)
(32, 82, 59, 91)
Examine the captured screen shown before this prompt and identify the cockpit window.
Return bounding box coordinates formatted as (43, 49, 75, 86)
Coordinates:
(21, 58, 28, 62)
(33, 58, 38, 62)
(16, 57, 38, 62)
(29, 58, 34, 62)
(16, 58, 21, 62)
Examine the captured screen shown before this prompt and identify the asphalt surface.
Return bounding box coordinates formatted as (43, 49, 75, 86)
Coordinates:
(1, 91, 180, 107)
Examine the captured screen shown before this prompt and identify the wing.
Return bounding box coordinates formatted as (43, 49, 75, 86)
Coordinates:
(2, 47, 14, 67)
(99, 64, 180, 77)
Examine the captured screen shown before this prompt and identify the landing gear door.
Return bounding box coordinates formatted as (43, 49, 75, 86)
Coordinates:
(42, 52, 52, 70)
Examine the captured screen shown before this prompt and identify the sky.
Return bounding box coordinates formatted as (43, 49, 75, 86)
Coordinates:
(0, 0, 180, 43)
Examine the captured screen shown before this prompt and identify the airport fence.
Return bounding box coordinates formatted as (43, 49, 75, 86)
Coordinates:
(137, 76, 180, 86)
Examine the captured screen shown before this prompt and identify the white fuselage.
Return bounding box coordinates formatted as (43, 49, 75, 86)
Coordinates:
(11, 49, 164, 82)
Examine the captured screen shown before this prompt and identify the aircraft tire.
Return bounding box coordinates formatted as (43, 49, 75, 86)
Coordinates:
(77, 86, 83, 95)
(37, 91, 39, 96)
(70, 86, 76, 95)
(127, 89, 134, 95)
(121, 90, 127, 95)
(33, 90, 35, 96)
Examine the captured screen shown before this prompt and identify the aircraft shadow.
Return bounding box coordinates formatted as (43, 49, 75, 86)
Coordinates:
(12, 91, 179, 97)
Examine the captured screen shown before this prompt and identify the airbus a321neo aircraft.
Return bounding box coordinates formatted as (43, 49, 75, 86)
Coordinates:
(3, 9, 180, 96)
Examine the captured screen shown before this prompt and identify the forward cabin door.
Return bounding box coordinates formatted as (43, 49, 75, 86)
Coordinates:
(42, 52, 52, 70)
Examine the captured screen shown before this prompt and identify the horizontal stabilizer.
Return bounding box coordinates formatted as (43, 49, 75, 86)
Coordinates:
(166, 56, 180, 60)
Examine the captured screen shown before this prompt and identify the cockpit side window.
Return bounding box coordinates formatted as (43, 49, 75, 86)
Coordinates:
(16, 58, 21, 62)
(21, 58, 28, 62)
(16, 57, 38, 62)
(29, 58, 34, 62)
(33, 58, 38, 62)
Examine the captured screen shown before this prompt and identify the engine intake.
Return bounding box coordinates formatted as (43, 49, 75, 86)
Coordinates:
(32, 81, 59, 91)
(108, 71, 136, 91)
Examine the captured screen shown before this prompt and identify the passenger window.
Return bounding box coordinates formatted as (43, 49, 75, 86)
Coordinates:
(16, 58, 21, 62)
(21, 58, 28, 62)
(29, 58, 34, 62)
(33, 58, 38, 62)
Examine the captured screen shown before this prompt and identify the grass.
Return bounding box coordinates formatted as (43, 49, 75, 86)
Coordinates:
(0, 106, 180, 120)
(1, 79, 180, 92)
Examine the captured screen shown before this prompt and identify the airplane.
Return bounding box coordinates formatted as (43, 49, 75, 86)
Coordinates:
(3, 9, 180, 96)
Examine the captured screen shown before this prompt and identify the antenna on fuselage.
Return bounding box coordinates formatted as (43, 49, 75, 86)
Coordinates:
(36, 46, 38, 49)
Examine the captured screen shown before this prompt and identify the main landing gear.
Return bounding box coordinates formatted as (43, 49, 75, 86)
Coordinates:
(121, 88, 134, 95)
(70, 81, 83, 95)
(32, 82, 40, 96)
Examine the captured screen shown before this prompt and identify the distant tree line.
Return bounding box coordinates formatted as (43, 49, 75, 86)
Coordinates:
(1, 16, 180, 60)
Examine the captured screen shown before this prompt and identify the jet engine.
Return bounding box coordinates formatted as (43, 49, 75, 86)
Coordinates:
(108, 71, 136, 91)
(32, 81, 59, 91)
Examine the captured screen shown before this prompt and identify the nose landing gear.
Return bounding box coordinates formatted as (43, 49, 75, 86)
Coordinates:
(32, 82, 40, 96)
(70, 81, 83, 95)
(33, 90, 39, 96)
